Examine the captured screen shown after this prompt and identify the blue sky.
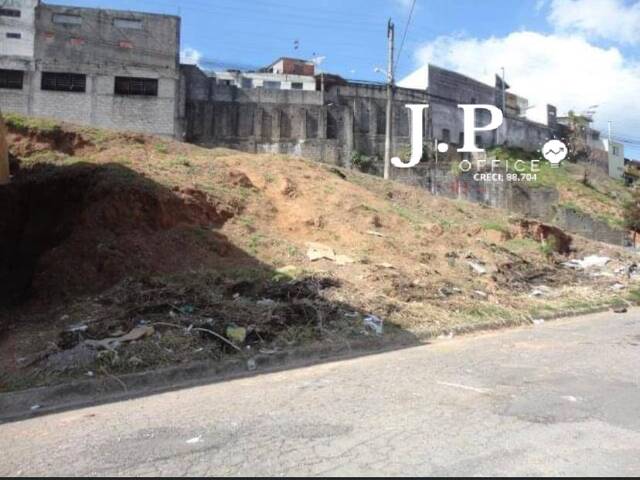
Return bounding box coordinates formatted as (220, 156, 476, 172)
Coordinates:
(51, 0, 640, 158)
(52, 0, 550, 79)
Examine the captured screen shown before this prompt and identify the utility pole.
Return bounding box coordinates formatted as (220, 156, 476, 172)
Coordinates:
(384, 19, 395, 180)
(500, 67, 506, 145)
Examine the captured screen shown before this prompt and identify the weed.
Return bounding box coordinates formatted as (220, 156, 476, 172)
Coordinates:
(4, 113, 61, 134)
(154, 143, 169, 154)
(481, 221, 509, 234)
(264, 173, 275, 183)
(247, 233, 264, 254)
(504, 238, 538, 253)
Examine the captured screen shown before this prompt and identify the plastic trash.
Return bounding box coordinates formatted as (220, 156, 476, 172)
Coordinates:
(363, 315, 384, 335)
(563, 255, 610, 270)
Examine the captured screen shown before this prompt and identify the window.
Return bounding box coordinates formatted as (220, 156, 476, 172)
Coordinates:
(442, 128, 450, 142)
(114, 76, 158, 96)
(52, 13, 82, 25)
(41, 72, 86, 92)
(6, 32, 21, 39)
(613, 146, 620, 156)
(458, 132, 464, 145)
(0, 8, 20, 17)
(241, 77, 253, 89)
(263, 81, 281, 90)
(218, 79, 232, 86)
(475, 135, 482, 147)
(113, 18, 143, 30)
(291, 82, 303, 90)
(0, 69, 24, 90)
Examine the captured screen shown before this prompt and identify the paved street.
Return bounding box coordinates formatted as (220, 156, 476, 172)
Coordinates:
(2, 310, 640, 476)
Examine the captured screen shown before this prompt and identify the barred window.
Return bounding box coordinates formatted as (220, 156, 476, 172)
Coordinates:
(6, 32, 21, 39)
(0, 69, 24, 90)
(114, 77, 158, 96)
(41, 72, 86, 92)
(52, 13, 82, 25)
(113, 18, 142, 30)
(0, 8, 20, 18)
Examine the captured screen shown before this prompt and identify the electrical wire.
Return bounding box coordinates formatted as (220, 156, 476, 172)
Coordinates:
(394, 0, 416, 75)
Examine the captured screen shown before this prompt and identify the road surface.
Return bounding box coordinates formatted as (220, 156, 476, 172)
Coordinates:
(2, 310, 640, 476)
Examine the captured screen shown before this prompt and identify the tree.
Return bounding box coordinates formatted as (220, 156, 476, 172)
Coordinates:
(566, 110, 595, 185)
(566, 110, 592, 163)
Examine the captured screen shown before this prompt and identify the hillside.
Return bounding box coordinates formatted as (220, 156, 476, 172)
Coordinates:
(1, 114, 638, 391)
(490, 146, 630, 229)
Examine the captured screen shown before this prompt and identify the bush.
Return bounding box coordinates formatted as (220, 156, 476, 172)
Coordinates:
(623, 189, 640, 239)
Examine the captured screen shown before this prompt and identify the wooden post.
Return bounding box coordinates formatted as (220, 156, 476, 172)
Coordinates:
(0, 110, 9, 185)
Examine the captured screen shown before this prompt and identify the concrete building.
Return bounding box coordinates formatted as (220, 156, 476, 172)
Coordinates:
(0, 0, 38, 61)
(413, 64, 555, 152)
(0, 0, 181, 137)
(182, 63, 428, 169)
(603, 138, 625, 180)
(1, 2, 622, 180)
(266, 57, 315, 76)
(211, 70, 317, 91)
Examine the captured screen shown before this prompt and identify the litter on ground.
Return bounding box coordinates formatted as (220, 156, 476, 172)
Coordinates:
(363, 315, 384, 335)
(563, 255, 611, 270)
(84, 325, 155, 351)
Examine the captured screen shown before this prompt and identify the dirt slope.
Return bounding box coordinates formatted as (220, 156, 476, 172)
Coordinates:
(1, 115, 637, 390)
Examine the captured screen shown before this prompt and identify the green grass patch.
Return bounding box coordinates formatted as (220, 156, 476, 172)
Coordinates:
(481, 221, 509, 234)
(461, 303, 520, 322)
(503, 238, 539, 254)
(4, 112, 61, 135)
(154, 142, 169, 154)
(391, 204, 424, 224)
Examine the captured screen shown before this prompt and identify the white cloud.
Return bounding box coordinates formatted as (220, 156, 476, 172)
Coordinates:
(549, 0, 640, 44)
(398, 31, 640, 141)
(180, 47, 202, 66)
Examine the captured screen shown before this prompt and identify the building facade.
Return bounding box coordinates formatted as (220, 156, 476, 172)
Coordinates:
(182, 64, 429, 169)
(0, 0, 181, 137)
(604, 139, 625, 180)
(422, 65, 556, 152)
(1, 2, 623, 180)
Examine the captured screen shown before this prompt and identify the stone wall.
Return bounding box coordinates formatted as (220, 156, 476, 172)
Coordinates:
(555, 206, 628, 246)
(389, 157, 628, 246)
(182, 66, 430, 167)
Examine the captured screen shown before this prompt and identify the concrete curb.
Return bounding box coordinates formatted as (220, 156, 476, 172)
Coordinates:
(0, 333, 414, 423)
(0, 302, 631, 423)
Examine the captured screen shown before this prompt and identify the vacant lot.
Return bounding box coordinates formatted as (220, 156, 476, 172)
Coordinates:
(1, 115, 637, 391)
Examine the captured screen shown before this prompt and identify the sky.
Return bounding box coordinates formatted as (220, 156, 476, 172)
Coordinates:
(51, 0, 640, 158)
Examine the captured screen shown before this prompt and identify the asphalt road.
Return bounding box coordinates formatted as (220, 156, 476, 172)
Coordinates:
(2, 310, 640, 476)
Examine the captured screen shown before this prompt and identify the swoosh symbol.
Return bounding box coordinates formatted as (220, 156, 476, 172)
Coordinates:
(544, 147, 566, 155)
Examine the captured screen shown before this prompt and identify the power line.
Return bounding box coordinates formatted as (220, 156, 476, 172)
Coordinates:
(394, 0, 416, 75)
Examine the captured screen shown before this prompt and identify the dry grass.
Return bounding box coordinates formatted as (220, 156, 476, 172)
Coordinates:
(1, 115, 638, 391)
